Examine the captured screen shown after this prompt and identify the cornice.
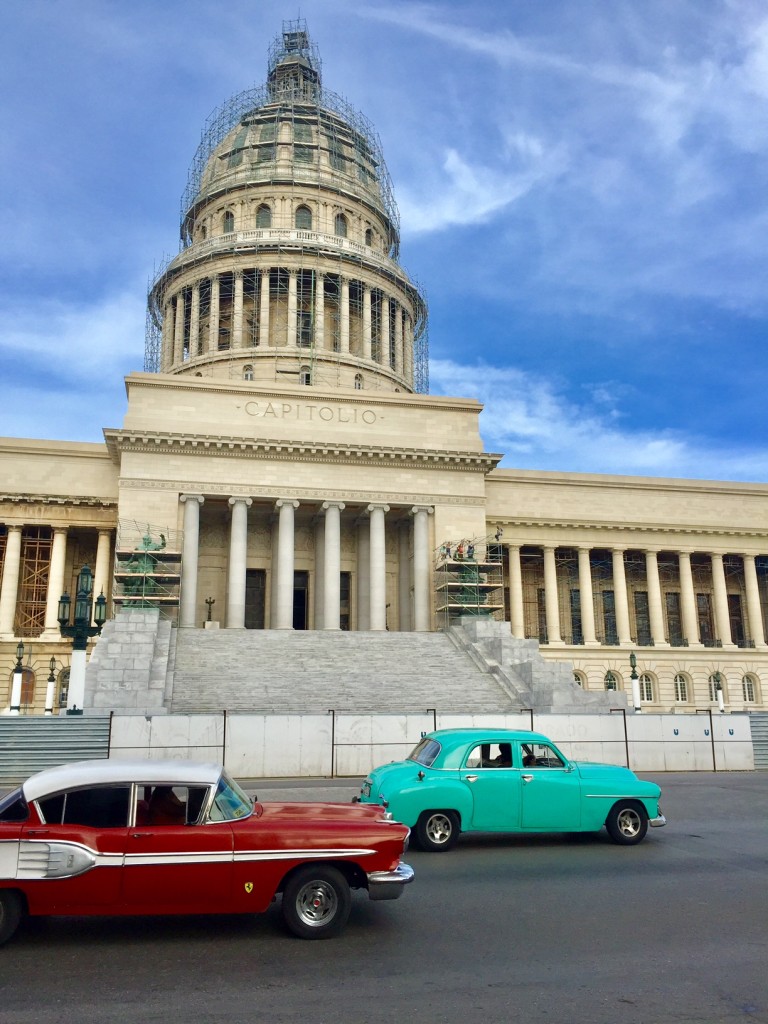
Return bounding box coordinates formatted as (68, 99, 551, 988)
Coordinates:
(0, 494, 117, 509)
(104, 428, 501, 473)
(498, 516, 767, 542)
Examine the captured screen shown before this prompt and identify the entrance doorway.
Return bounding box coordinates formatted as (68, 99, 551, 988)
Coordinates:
(245, 569, 265, 629)
(293, 570, 309, 630)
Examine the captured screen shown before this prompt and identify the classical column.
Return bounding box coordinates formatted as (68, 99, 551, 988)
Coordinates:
(710, 552, 735, 648)
(161, 300, 174, 371)
(507, 544, 525, 638)
(404, 314, 414, 381)
(179, 495, 204, 628)
(678, 551, 701, 647)
(259, 268, 271, 347)
(226, 497, 252, 628)
(542, 546, 562, 643)
(315, 272, 325, 351)
(0, 526, 22, 635)
(394, 304, 404, 376)
(189, 283, 200, 357)
(368, 504, 389, 631)
(274, 499, 299, 629)
(612, 548, 632, 645)
(410, 506, 432, 632)
(44, 527, 69, 631)
(287, 270, 298, 347)
(173, 291, 185, 365)
(232, 271, 244, 350)
(208, 274, 220, 353)
(380, 293, 390, 366)
(340, 276, 350, 354)
(92, 529, 112, 625)
(313, 515, 325, 630)
(356, 518, 370, 630)
(743, 554, 766, 648)
(398, 520, 411, 632)
(576, 546, 598, 645)
(644, 549, 668, 646)
(362, 285, 372, 360)
(322, 502, 345, 630)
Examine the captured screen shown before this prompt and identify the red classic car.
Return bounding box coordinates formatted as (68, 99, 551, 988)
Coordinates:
(0, 759, 413, 943)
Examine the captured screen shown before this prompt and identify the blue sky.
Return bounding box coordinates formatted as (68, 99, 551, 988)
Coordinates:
(1, 0, 766, 481)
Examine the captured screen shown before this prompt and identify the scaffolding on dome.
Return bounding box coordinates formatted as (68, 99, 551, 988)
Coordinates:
(144, 18, 428, 393)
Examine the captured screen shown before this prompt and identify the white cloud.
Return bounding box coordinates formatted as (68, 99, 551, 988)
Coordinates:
(430, 358, 768, 481)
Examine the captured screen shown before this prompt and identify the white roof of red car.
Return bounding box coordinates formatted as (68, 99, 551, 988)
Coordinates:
(22, 759, 223, 802)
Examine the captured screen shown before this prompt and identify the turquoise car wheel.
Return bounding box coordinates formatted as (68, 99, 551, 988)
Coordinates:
(605, 801, 648, 845)
(415, 810, 460, 852)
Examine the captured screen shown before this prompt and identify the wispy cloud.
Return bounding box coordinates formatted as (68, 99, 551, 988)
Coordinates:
(430, 358, 768, 481)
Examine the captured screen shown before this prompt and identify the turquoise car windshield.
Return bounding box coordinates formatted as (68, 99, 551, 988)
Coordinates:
(209, 771, 253, 822)
(408, 737, 442, 767)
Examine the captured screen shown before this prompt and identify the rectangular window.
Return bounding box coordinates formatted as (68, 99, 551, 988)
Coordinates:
(666, 592, 684, 646)
(634, 591, 651, 646)
(537, 588, 548, 644)
(602, 591, 618, 645)
(697, 593, 715, 645)
(728, 593, 746, 647)
(569, 589, 583, 645)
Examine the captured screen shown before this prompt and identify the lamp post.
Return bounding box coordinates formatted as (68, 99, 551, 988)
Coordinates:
(57, 565, 107, 715)
(629, 652, 642, 712)
(44, 656, 57, 716)
(713, 670, 725, 713)
(7, 641, 24, 715)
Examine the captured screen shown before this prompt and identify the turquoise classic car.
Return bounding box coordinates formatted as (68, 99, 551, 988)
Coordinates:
(356, 728, 666, 851)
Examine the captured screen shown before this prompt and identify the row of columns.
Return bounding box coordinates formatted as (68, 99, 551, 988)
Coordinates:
(0, 526, 112, 637)
(179, 495, 432, 632)
(162, 269, 413, 374)
(505, 544, 767, 649)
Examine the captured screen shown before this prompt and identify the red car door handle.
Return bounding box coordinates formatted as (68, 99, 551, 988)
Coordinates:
(25, 829, 49, 836)
(130, 832, 153, 839)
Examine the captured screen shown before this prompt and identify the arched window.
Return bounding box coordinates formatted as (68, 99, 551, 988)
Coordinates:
(604, 672, 618, 691)
(354, 373, 363, 390)
(199, 225, 207, 240)
(295, 205, 312, 230)
(223, 211, 235, 233)
(742, 674, 757, 702)
(639, 673, 654, 703)
(256, 204, 272, 229)
(243, 365, 254, 381)
(300, 365, 312, 386)
(674, 673, 689, 702)
(334, 213, 347, 237)
(708, 674, 726, 702)
(57, 667, 70, 709)
(365, 228, 373, 246)
(573, 671, 586, 689)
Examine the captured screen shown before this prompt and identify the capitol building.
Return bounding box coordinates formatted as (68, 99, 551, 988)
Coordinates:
(2, 21, 767, 719)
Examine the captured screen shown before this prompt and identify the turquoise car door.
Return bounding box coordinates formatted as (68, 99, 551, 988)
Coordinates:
(519, 743, 581, 830)
(460, 742, 521, 830)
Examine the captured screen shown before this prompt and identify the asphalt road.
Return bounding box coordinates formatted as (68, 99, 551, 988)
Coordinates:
(0, 772, 766, 1024)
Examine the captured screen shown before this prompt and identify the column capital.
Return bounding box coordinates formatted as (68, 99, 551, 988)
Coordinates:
(367, 503, 390, 514)
(228, 496, 253, 508)
(180, 494, 205, 506)
(409, 505, 433, 516)
(276, 498, 300, 510)
(322, 501, 345, 512)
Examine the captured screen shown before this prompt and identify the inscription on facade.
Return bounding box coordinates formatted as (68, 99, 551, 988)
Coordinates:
(244, 401, 378, 425)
